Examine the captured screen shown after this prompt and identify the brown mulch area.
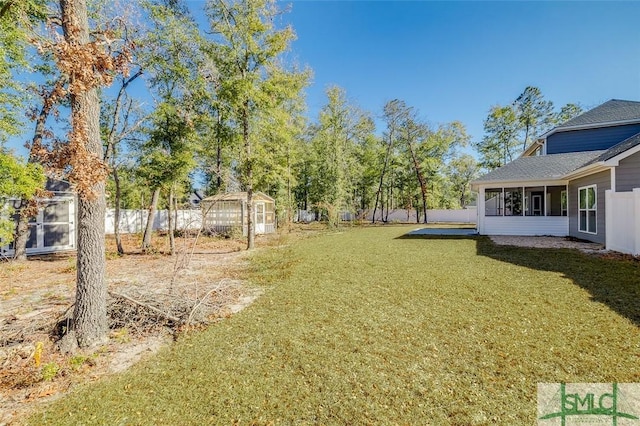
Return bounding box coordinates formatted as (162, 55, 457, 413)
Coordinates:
(0, 232, 282, 425)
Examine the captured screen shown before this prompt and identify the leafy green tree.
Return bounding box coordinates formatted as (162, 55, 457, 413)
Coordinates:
(308, 86, 373, 227)
(253, 91, 308, 229)
(373, 99, 405, 223)
(477, 88, 582, 170)
(136, 0, 206, 252)
(446, 154, 479, 208)
(205, 0, 308, 248)
(136, 103, 196, 252)
(476, 105, 520, 170)
(0, 0, 47, 143)
(375, 100, 469, 221)
(0, 150, 45, 244)
(419, 121, 470, 210)
(514, 86, 554, 151)
(555, 103, 583, 125)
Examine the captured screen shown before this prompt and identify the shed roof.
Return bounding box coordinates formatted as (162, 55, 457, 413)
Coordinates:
(201, 191, 275, 203)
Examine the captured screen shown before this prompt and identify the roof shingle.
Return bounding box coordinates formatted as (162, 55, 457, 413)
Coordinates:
(594, 131, 640, 162)
(473, 151, 605, 184)
(557, 99, 640, 129)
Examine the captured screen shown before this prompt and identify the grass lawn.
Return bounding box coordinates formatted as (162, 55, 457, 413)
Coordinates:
(30, 225, 640, 425)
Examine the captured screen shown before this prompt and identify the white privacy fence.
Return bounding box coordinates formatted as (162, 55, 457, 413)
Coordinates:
(367, 208, 477, 224)
(105, 209, 202, 234)
(107, 207, 478, 234)
(605, 189, 640, 256)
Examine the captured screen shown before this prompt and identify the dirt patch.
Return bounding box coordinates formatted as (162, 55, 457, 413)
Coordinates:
(0, 232, 280, 425)
(489, 235, 605, 251)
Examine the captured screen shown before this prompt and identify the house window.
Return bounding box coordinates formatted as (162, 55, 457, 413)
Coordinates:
(578, 185, 597, 234)
(485, 189, 503, 216)
(561, 190, 567, 216)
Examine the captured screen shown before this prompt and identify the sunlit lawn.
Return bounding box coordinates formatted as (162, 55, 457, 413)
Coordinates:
(31, 225, 640, 424)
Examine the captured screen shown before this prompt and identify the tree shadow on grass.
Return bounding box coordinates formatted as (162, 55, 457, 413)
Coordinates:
(396, 233, 640, 328)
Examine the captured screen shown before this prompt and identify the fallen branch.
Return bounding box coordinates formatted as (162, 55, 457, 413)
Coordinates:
(185, 282, 226, 326)
(108, 291, 181, 323)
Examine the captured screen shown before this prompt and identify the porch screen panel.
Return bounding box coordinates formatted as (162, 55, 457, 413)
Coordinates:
(504, 187, 523, 216)
(546, 186, 566, 216)
(525, 186, 545, 216)
(485, 189, 503, 216)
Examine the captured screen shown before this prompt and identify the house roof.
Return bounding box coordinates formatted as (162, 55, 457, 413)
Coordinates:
(555, 99, 640, 131)
(472, 151, 605, 185)
(593, 131, 640, 162)
(201, 191, 275, 203)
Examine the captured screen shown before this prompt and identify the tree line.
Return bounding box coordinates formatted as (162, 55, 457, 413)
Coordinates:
(0, 0, 583, 348)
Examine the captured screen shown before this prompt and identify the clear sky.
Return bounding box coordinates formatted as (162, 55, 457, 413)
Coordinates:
(272, 0, 640, 143)
(6, 1, 640, 156)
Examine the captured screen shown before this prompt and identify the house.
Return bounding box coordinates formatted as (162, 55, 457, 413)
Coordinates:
(201, 191, 276, 236)
(471, 99, 640, 255)
(188, 190, 205, 209)
(1, 178, 77, 256)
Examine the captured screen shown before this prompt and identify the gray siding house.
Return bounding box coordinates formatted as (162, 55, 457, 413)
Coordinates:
(471, 99, 640, 253)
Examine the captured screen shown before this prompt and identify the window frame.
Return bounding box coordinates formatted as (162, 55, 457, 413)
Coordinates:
(578, 184, 597, 234)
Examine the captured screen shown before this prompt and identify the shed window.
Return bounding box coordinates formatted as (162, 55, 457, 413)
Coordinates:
(578, 185, 596, 234)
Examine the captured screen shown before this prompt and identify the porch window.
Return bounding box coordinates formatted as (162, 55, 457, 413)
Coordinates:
(485, 189, 503, 216)
(524, 186, 545, 216)
(504, 187, 522, 216)
(545, 186, 566, 217)
(578, 185, 597, 234)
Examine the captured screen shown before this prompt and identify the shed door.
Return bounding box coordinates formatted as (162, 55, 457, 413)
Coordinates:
(41, 198, 75, 251)
(255, 202, 265, 234)
(1, 197, 75, 256)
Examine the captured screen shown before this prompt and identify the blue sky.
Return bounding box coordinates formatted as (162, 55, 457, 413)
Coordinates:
(273, 0, 640, 143)
(6, 1, 640, 157)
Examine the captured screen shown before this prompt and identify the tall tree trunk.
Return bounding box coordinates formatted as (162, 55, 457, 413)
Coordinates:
(242, 103, 254, 250)
(113, 167, 124, 255)
(13, 79, 65, 261)
(216, 113, 223, 191)
(168, 185, 175, 255)
(286, 145, 292, 232)
(61, 0, 107, 348)
(522, 125, 530, 152)
(406, 140, 428, 224)
(173, 186, 178, 237)
(13, 202, 30, 261)
(372, 134, 394, 224)
(142, 187, 160, 250)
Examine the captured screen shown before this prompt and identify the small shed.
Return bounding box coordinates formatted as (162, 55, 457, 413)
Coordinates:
(201, 191, 276, 236)
(1, 178, 77, 256)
